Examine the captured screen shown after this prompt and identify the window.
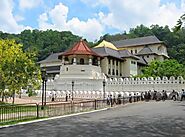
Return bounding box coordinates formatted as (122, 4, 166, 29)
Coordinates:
(135, 50, 137, 54)
(108, 59, 110, 64)
(66, 67, 68, 71)
(147, 55, 149, 58)
(116, 60, 118, 66)
(80, 58, 84, 64)
(64, 57, 69, 61)
(131, 50, 133, 54)
(108, 69, 111, 74)
(92, 58, 98, 66)
(131, 61, 136, 64)
(116, 70, 118, 75)
(112, 69, 115, 75)
(112, 59, 114, 65)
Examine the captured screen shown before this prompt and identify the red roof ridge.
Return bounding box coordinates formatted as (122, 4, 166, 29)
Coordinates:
(61, 39, 101, 57)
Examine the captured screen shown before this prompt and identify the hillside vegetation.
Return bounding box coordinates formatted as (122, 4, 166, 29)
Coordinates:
(0, 24, 185, 64)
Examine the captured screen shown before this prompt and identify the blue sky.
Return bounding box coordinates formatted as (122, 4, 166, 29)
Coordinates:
(0, 0, 184, 41)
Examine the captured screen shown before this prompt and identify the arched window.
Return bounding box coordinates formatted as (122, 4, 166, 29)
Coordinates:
(93, 58, 98, 66)
(80, 58, 84, 65)
(131, 50, 133, 54)
(158, 46, 164, 52)
(64, 57, 69, 61)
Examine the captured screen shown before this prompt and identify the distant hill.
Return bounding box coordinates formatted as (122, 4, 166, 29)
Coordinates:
(0, 30, 81, 61)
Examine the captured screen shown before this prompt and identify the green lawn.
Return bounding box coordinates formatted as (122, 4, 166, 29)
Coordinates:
(0, 105, 37, 114)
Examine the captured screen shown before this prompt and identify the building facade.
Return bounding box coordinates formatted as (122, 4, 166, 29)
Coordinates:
(39, 35, 169, 79)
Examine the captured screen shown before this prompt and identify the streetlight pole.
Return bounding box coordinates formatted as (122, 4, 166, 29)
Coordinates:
(103, 80, 106, 99)
(72, 81, 74, 101)
(44, 78, 47, 105)
(41, 68, 46, 109)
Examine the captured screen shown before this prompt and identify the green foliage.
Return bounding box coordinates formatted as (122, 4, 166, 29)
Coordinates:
(0, 29, 81, 61)
(0, 25, 185, 65)
(139, 59, 185, 78)
(174, 14, 185, 31)
(0, 39, 41, 103)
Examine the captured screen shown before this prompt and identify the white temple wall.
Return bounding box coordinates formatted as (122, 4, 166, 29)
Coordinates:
(45, 76, 185, 99)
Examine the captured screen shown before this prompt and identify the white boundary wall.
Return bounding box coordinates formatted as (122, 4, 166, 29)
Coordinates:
(42, 76, 185, 99)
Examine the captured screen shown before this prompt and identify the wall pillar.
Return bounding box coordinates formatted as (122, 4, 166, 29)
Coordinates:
(114, 60, 116, 76)
(118, 61, 120, 77)
(89, 58, 92, 65)
(62, 56, 65, 65)
(98, 57, 100, 66)
(73, 57, 76, 65)
(110, 59, 112, 76)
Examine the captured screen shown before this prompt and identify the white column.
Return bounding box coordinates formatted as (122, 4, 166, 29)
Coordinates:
(89, 57, 92, 65)
(73, 57, 76, 65)
(62, 56, 65, 65)
(114, 60, 116, 76)
(110, 59, 112, 76)
(118, 61, 120, 77)
(98, 57, 100, 66)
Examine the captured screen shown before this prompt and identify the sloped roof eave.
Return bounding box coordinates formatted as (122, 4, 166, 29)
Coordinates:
(116, 41, 164, 48)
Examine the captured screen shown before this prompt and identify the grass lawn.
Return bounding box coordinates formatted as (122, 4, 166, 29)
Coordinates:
(0, 105, 37, 114)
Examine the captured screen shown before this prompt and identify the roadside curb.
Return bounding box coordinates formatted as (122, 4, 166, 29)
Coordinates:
(0, 108, 108, 129)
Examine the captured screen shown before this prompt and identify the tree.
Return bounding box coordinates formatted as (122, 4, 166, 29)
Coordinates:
(140, 59, 185, 78)
(0, 39, 41, 103)
(175, 14, 185, 31)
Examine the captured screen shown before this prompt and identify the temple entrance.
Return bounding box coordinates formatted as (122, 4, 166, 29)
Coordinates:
(80, 58, 84, 65)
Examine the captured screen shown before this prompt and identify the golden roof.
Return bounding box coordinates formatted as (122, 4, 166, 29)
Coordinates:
(94, 40, 118, 50)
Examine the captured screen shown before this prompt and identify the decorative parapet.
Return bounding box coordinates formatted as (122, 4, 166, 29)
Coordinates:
(45, 76, 185, 93)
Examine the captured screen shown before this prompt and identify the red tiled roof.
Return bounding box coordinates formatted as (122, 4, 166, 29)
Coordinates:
(61, 40, 101, 57)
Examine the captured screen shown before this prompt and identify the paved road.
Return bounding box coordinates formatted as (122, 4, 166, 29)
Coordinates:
(1, 101, 185, 137)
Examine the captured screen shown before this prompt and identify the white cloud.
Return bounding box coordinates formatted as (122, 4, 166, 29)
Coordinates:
(67, 18, 104, 41)
(84, 0, 185, 31)
(38, 2, 104, 41)
(0, 0, 30, 33)
(14, 15, 24, 22)
(19, 0, 43, 10)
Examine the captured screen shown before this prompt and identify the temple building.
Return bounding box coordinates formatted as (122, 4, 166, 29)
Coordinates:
(57, 39, 104, 79)
(39, 35, 169, 79)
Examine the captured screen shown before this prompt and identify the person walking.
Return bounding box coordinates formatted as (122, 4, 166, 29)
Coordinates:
(171, 90, 177, 101)
(110, 95, 113, 107)
(162, 90, 166, 101)
(65, 94, 68, 102)
(180, 89, 185, 101)
(129, 94, 132, 103)
(107, 95, 110, 105)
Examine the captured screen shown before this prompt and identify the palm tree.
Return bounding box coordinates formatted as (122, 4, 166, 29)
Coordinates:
(175, 14, 185, 31)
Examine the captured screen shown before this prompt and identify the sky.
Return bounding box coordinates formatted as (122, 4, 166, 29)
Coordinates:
(0, 0, 184, 41)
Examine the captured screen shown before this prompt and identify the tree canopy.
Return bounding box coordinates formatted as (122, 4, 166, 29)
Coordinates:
(175, 14, 185, 31)
(0, 39, 41, 103)
(0, 25, 185, 68)
(0, 30, 81, 61)
(139, 59, 185, 78)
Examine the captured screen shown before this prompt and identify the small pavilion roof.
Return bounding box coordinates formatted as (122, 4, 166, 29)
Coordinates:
(60, 39, 101, 57)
